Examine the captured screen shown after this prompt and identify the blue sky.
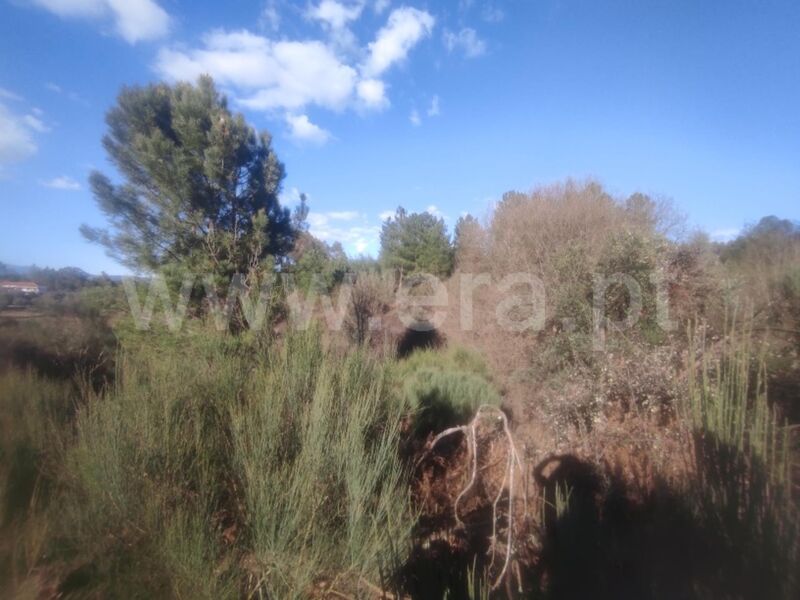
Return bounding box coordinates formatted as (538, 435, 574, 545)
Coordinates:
(0, 0, 798, 274)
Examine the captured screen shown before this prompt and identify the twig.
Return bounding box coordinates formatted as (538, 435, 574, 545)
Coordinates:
(422, 405, 530, 592)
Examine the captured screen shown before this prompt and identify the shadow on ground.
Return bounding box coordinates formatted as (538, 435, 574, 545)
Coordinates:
(402, 447, 797, 599)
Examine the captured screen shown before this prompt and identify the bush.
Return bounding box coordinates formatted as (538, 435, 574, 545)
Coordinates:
(344, 271, 393, 346)
(685, 323, 799, 598)
(232, 328, 412, 597)
(397, 346, 500, 436)
(15, 327, 414, 598)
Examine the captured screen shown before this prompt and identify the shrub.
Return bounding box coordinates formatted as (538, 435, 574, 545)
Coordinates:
(232, 328, 412, 598)
(26, 326, 414, 598)
(685, 322, 799, 598)
(344, 271, 393, 346)
(397, 346, 500, 436)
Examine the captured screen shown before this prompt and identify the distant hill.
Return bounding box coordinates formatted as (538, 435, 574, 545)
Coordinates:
(0, 262, 126, 291)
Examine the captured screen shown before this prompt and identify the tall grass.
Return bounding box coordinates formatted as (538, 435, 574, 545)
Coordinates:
(0, 369, 75, 591)
(0, 325, 414, 598)
(686, 320, 798, 598)
(231, 328, 413, 598)
(59, 331, 247, 597)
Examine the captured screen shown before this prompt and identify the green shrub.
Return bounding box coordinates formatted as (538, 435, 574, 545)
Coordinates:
(19, 326, 414, 598)
(397, 346, 500, 435)
(686, 322, 799, 598)
(59, 333, 246, 597)
(232, 329, 412, 598)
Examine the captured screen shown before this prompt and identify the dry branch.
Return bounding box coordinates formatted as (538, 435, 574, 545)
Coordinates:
(419, 405, 529, 590)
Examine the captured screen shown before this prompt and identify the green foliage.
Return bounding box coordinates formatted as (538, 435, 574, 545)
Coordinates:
(29, 266, 91, 292)
(60, 334, 246, 597)
(289, 233, 348, 292)
(0, 369, 75, 586)
(232, 328, 412, 597)
(686, 322, 799, 598)
(453, 214, 484, 268)
(596, 230, 664, 331)
(0, 326, 412, 597)
(81, 76, 295, 285)
(380, 207, 453, 277)
(397, 346, 500, 435)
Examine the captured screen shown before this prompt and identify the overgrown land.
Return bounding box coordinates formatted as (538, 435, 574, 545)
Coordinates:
(1, 78, 798, 599)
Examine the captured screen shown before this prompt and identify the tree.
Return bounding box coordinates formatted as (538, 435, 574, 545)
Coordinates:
(379, 208, 453, 278)
(81, 76, 294, 290)
(453, 214, 485, 269)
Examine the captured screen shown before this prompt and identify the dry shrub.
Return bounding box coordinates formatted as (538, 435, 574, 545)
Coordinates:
(666, 233, 727, 329)
(344, 271, 393, 346)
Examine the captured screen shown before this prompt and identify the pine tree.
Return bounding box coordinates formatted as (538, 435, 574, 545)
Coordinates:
(81, 76, 295, 290)
(379, 207, 453, 278)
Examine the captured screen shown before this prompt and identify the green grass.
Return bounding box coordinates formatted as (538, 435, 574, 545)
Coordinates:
(0, 369, 75, 591)
(686, 320, 798, 598)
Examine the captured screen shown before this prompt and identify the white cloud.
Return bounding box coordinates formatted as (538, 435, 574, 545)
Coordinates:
(373, 0, 390, 14)
(0, 88, 22, 101)
(379, 210, 395, 220)
(30, 0, 170, 43)
(427, 94, 440, 117)
(409, 109, 421, 126)
(260, 0, 281, 31)
(356, 78, 389, 109)
(327, 210, 361, 220)
(157, 31, 358, 112)
(426, 204, 446, 219)
(443, 27, 486, 58)
(305, 211, 380, 254)
(481, 3, 505, 23)
(306, 0, 365, 54)
(280, 186, 304, 207)
(362, 7, 435, 77)
(44, 81, 88, 105)
(155, 7, 433, 139)
(710, 227, 741, 242)
(285, 113, 332, 145)
(41, 175, 82, 190)
(0, 102, 37, 165)
(23, 113, 51, 133)
(306, 0, 363, 30)
(0, 96, 51, 168)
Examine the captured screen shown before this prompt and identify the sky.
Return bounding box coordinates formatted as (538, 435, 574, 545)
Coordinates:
(0, 0, 798, 274)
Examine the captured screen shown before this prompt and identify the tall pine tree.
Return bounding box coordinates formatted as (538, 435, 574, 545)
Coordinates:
(81, 76, 294, 289)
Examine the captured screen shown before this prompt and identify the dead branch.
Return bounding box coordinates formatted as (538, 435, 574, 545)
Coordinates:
(420, 405, 529, 591)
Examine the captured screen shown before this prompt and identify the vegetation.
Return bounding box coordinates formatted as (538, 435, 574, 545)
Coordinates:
(1, 78, 798, 598)
(380, 207, 454, 278)
(80, 76, 295, 291)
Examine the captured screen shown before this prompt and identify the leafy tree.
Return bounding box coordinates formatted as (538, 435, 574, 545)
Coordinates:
(453, 214, 484, 269)
(290, 235, 348, 292)
(287, 193, 347, 292)
(81, 76, 294, 291)
(379, 208, 453, 278)
(722, 216, 800, 263)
